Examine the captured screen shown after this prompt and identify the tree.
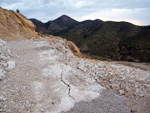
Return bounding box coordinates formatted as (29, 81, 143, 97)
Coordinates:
(16, 9, 20, 13)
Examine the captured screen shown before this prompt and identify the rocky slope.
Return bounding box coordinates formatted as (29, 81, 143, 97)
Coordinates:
(0, 7, 38, 41)
(60, 21, 150, 63)
(0, 39, 15, 80)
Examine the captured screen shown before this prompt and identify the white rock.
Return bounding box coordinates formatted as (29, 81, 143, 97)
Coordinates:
(0, 55, 7, 60)
(119, 90, 125, 95)
(0, 39, 7, 45)
(0, 95, 6, 101)
(97, 62, 104, 67)
(0, 73, 5, 80)
(0, 69, 5, 80)
(2, 62, 7, 67)
(7, 61, 15, 70)
(77, 59, 85, 71)
(139, 93, 144, 97)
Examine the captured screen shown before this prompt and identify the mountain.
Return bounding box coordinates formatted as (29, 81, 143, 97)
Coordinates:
(60, 21, 150, 62)
(30, 15, 79, 35)
(30, 18, 47, 33)
(31, 15, 150, 62)
(30, 15, 150, 62)
(53, 15, 78, 28)
(0, 7, 38, 41)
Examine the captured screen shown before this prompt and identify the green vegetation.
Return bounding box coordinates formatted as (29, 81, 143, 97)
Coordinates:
(30, 16, 150, 62)
(60, 21, 150, 62)
(16, 9, 20, 13)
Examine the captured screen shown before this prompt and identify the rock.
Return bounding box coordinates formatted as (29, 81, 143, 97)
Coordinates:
(0, 95, 6, 102)
(77, 59, 85, 71)
(119, 90, 125, 95)
(0, 69, 5, 80)
(0, 55, 8, 61)
(139, 93, 144, 97)
(0, 39, 15, 80)
(7, 60, 15, 71)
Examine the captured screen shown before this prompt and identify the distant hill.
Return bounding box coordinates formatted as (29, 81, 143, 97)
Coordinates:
(30, 15, 78, 34)
(30, 15, 150, 62)
(30, 18, 46, 34)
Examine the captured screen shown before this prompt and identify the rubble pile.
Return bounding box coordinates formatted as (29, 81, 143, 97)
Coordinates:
(0, 39, 15, 80)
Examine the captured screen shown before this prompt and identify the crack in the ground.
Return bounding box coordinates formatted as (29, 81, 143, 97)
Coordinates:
(60, 68, 75, 101)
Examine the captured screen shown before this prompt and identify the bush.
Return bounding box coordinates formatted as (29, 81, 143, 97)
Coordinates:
(16, 9, 20, 13)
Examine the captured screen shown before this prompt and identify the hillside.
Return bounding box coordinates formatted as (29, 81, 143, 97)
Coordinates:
(31, 16, 150, 62)
(60, 21, 150, 62)
(30, 15, 78, 35)
(0, 7, 38, 41)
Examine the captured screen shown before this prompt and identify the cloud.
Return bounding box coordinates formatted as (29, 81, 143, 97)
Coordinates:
(77, 8, 150, 25)
(0, 0, 150, 25)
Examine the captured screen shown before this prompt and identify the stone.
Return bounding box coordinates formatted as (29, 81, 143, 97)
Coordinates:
(139, 93, 144, 97)
(0, 39, 15, 80)
(7, 60, 15, 71)
(0, 69, 5, 80)
(0, 95, 6, 101)
(119, 90, 125, 95)
(77, 59, 85, 71)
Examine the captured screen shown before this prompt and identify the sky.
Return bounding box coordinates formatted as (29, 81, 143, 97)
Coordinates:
(0, 0, 150, 25)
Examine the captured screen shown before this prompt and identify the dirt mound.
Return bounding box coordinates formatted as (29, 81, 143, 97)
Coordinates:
(65, 40, 84, 58)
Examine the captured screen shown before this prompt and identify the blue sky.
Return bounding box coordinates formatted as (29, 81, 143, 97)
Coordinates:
(0, 0, 150, 25)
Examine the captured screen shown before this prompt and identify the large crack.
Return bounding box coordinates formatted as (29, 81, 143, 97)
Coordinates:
(60, 68, 75, 101)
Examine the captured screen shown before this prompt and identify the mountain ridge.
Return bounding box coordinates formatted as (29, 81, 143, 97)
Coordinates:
(30, 15, 79, 34)
(30, 15, 150, 62)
